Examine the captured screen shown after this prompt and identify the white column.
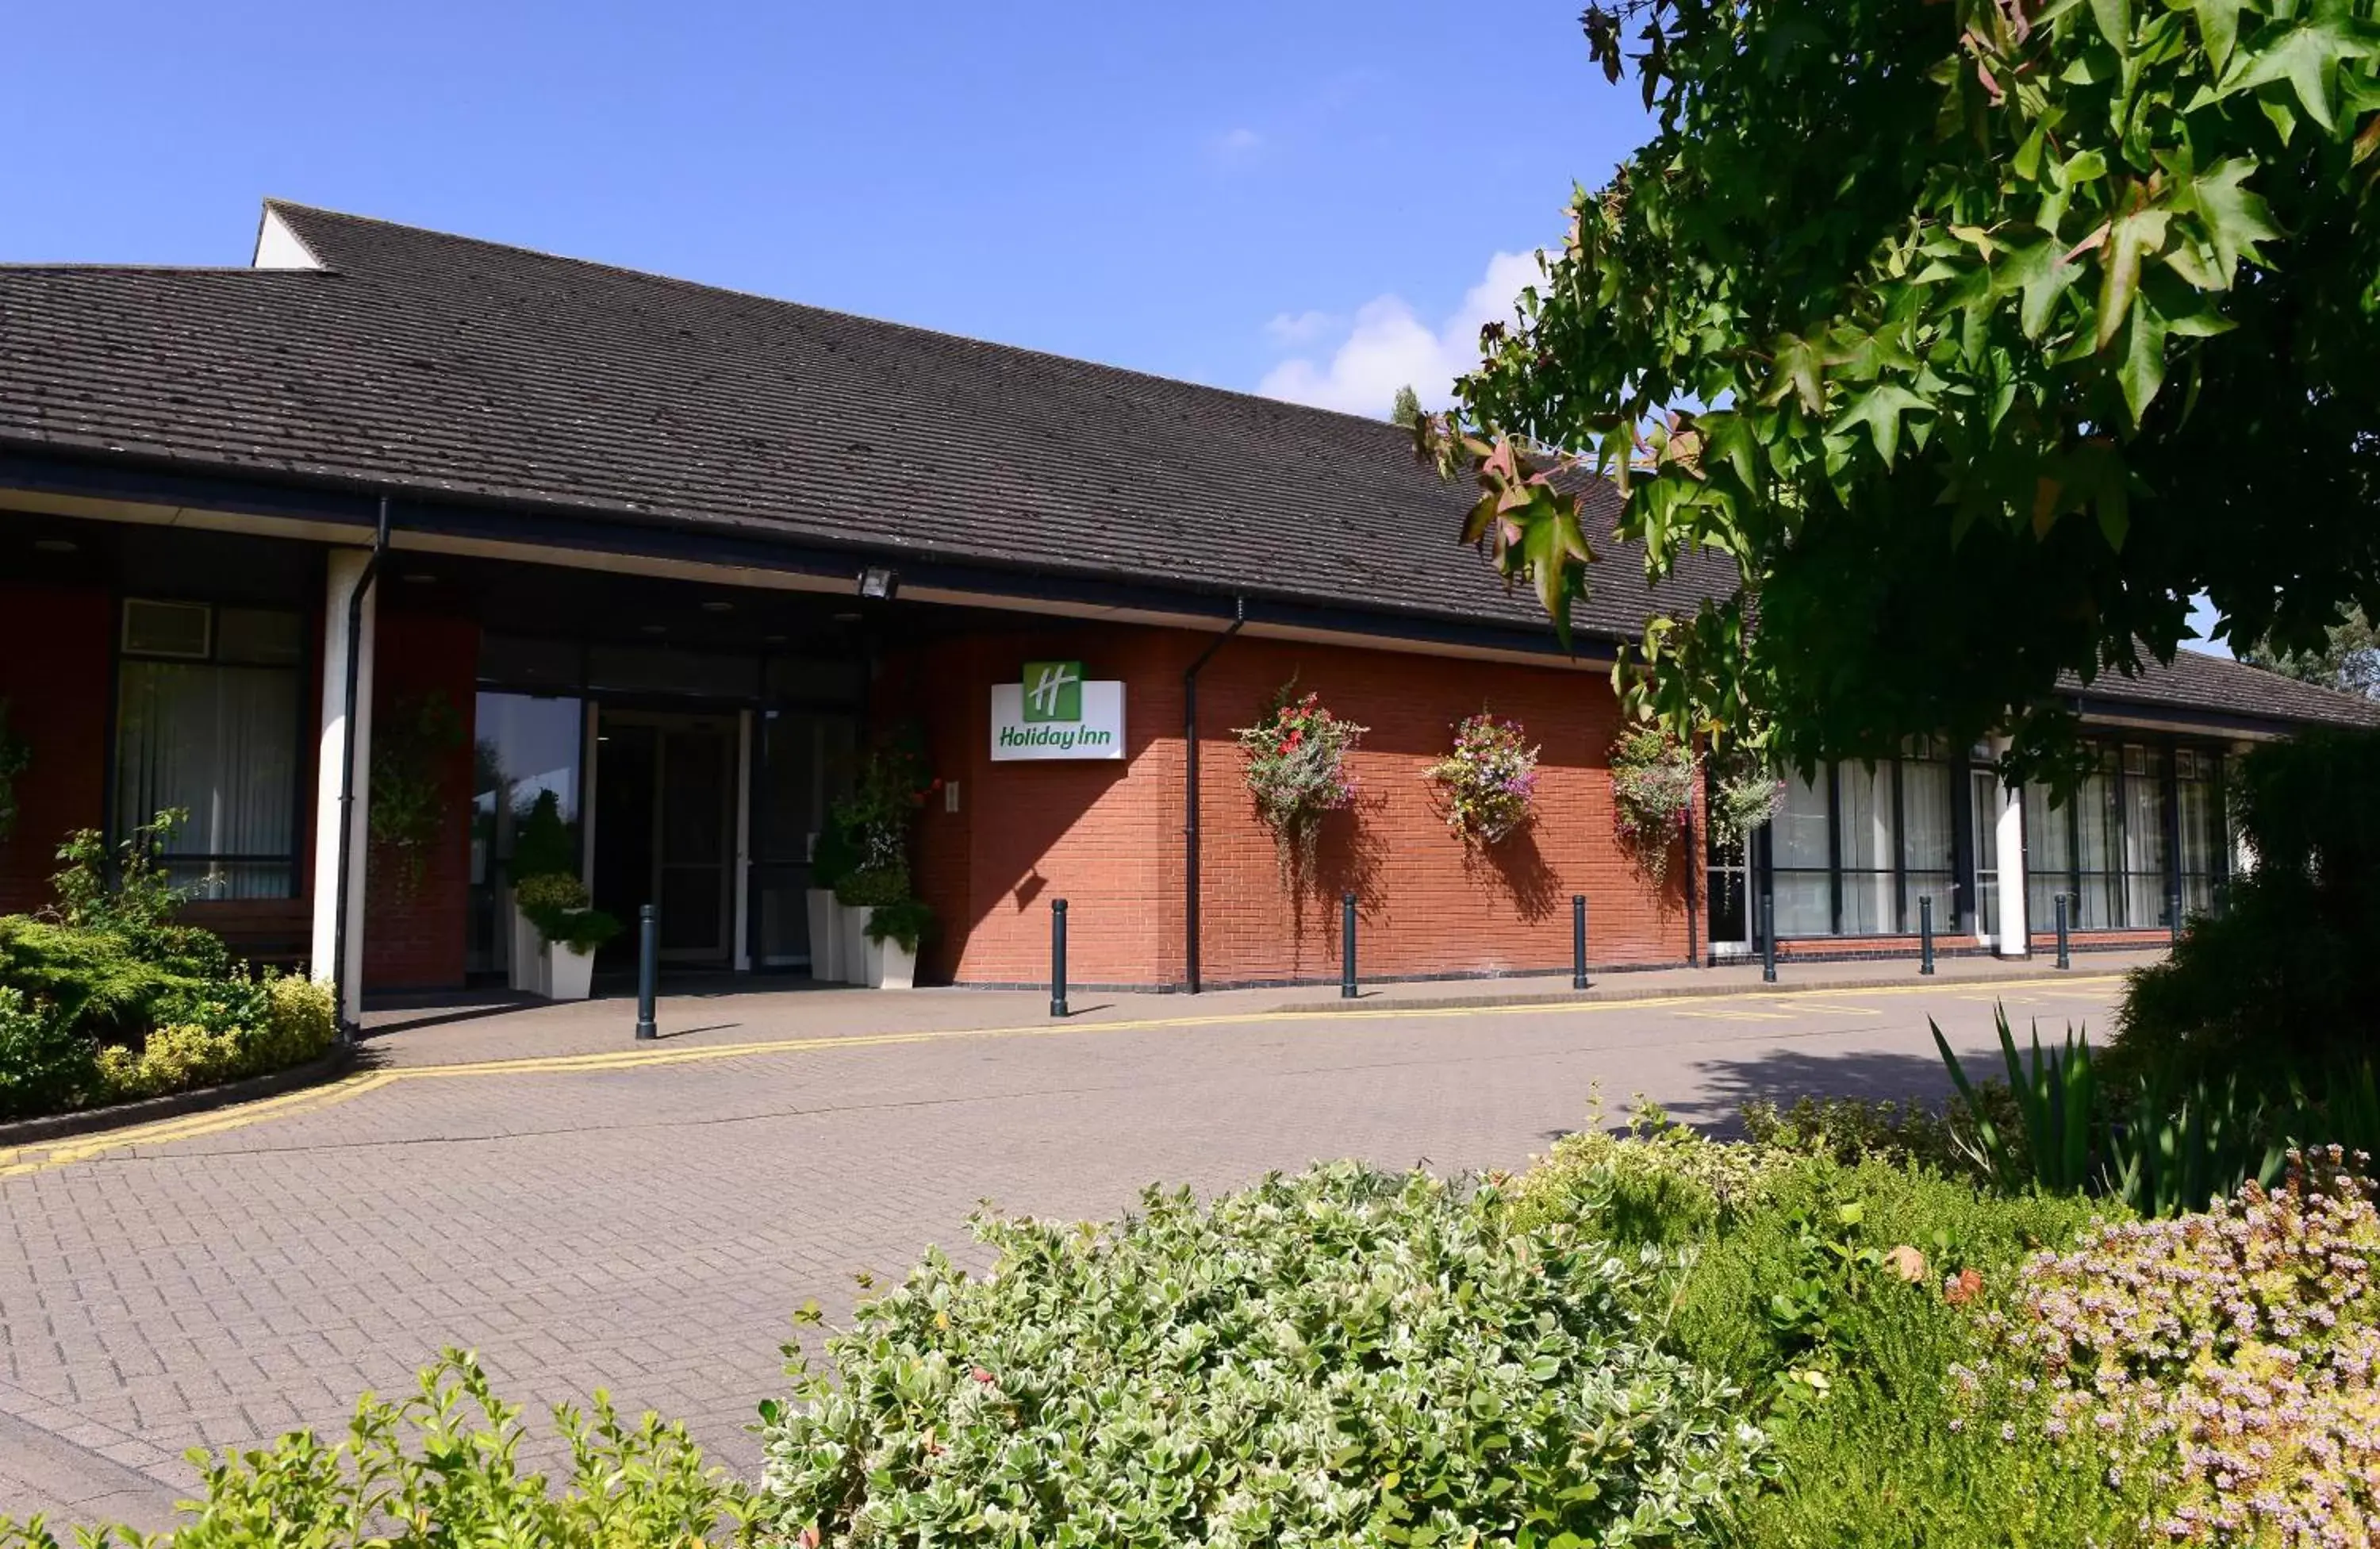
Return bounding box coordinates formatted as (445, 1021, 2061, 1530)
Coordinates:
(733, 707, 754, 971)
(1994, 743, 2029, 958)
(309, 548, 376, 1023)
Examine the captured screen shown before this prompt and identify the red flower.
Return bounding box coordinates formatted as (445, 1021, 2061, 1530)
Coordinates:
(1944, 1267, 1984, 1305)
(970, 1366, 996, 1385)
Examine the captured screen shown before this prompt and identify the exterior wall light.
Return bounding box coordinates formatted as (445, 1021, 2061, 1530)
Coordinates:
(857, 565, 900, 601)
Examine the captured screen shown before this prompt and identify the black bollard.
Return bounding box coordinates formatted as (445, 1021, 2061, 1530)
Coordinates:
(1919, 895, 1936, 975)
(1341, 892, 1358, 999)
(1050, 898, 1069, 1019)
(2055, 894, 2071, 971)
(634, 903, 658, 1040)
(1572, 894, 1589, 991)
(1760, 884, 1778, 985)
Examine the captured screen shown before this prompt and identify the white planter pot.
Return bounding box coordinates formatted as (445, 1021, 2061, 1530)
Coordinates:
(805, 888, 845, 982)
(839, 903, 870, 986)
(509, 904, 548, 997)
(545, 941, 596, 1001)
(866, 934, 917, 990)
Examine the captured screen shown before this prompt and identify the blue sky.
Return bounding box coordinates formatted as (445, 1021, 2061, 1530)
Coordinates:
(2, 0, 2232, 653)
(1, 1, 1644, 417)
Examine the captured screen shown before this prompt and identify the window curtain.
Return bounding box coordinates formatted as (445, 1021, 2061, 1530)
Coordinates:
(2176, 752, 2221, 915)
(1902, 758, 1956, 933)
(115, 662, 298, 898)
(2121, 745, 2170, 928)
(1837, 763, 1894, 933)
(1772, 770, 1832, 936)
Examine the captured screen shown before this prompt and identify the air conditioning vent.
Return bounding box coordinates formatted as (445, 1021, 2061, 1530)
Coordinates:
(122, 599, 211, 659)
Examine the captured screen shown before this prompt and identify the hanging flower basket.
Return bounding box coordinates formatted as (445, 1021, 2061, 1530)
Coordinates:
(1610, 725, 1697, 885)
(1426, 712, 1540, 848)
(1235, 685, 1367, 884)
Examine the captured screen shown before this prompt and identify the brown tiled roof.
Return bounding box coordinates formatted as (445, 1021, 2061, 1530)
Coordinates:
(2063, 649, 2380, 730)
(0, 202, 2371, 732)
(0, 202, 1729, 648)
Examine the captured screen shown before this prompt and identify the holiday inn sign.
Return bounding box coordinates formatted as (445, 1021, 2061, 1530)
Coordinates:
(989, 661, 1126, 760)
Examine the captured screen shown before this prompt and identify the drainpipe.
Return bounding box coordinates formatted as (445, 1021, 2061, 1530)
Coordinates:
(329, 497, 390, 1040)
(1182, 597, 1246, 994)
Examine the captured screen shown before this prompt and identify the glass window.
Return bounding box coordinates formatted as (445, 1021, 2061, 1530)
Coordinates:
(466, 693, 584, 976)
(2175, 748, 2225, 917)
(1903, 755, 1957, 935)
(751, 711, 858, 967)
(1968, 767, 2002, 938)
(1838, 762, 1894, 934)
(113, 602, 302, 899)
(2120, 744, 2170, 928)
(1772, 770, 1833, 936)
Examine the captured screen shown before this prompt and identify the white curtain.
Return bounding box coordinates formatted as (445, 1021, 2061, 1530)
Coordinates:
(1902, 759, 1956, 932)
(1772, 771, 1832, 936)
(2121, 747, 2168, 927)
(1837, 763, 1894, 933)
(116, 662, 298, 898)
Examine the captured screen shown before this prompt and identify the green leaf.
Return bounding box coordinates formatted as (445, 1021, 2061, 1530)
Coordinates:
(2095, 206, 2171, 349)
(2194, 0, 2240, 72)
(1827, 383, 1930, 466)
(2117, 293, 2170, 427)
(2185, 156, 2281, 287)
(2090, 0, 2131, 52)
(2224, 13, 2380, 132)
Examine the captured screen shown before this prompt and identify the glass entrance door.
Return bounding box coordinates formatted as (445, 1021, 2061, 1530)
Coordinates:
(592, 710, 736, 966)
(1706, 825, 1756, 959)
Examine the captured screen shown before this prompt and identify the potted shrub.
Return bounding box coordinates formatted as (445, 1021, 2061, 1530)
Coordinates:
(512, 872, 621, 1001)
(862, 898, 935, 991)
(807, 820, 858, 983)
(835, 861, 908, 986)
(504, 791, 580, 994)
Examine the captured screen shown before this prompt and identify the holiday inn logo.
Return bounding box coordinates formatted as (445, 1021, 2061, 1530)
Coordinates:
(991, 662, 1122, 760)
(1022, 661, 1083, 723)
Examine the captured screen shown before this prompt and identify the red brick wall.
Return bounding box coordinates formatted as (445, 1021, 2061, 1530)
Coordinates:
(0, 582, 112, 915)
(883, 623, 1689, 989)
(362, 609, 479, 991)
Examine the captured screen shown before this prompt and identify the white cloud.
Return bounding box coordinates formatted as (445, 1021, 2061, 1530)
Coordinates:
(1212, 126, 1263, 157)
(1256, 249, 1543, 417)
(1262, 309, 1338, 347)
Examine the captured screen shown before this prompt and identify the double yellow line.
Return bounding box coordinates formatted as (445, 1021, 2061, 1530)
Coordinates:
(0, 974, 2121, 1182)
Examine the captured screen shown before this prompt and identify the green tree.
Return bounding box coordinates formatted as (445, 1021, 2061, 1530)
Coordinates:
(1389, 383, 1423, 428)
(2244, 602, 2380, 698)
(1425, 0, 2380, 778)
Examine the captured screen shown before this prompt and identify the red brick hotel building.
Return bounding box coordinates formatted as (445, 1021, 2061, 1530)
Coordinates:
(2, 205, 2372, 1016)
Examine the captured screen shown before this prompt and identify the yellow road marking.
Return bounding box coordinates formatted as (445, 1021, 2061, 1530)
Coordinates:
(0, 975, 2121, 1182)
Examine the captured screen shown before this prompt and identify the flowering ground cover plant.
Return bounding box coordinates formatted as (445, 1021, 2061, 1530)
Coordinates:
(1426, 711, 1540, 847)
(1975, 1149, 2380, 1547)
(1234, 684, 1368, 882)
(758, 1163, 1765, 1548)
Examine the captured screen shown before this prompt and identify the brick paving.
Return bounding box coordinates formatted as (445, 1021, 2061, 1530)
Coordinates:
(0, 974, 2127, 1530)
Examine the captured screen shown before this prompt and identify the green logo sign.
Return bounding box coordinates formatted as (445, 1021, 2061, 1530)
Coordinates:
(1022, 661, 1084, 723)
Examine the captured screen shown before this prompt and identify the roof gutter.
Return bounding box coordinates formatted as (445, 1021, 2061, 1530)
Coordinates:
(1182, 597, 1246, 994)
(328, 496, 389, 1038)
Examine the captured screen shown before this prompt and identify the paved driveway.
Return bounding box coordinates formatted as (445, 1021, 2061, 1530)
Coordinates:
(0, 974, 2126, 1528)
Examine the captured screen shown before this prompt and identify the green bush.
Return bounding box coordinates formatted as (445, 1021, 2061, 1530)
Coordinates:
(2116, 728, 2380, 1086)
(0, 985, 96, 1121)
(1511, 1107, 2155, 1545)
(506, 790, 580, 884)
(0, 1351, 757, 1549)
(89, 974, 337, 1103)
(832, 862, 908, 909)
(513, 872, 622, 954)
(863, 897, 935, 953)
(758, 1163, 1767, 1547)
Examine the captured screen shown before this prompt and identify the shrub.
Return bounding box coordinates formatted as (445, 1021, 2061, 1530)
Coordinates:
(863, 897, 935, 953)
(514, 873, 623, 954)
(0, 985, 96, 1121)
(1739, 1092, 1979, 1180)
(833, 863, 908, 910)
(1425, 711, 1539, 847)
(0, 1350, 757, 1548)
(1979, 1151, 2380, 1546)
(90, 975, 337, 1103)
(506, 790, 579, 883)
(1510, 1095, 1783, 1241)
(758, 1163, 1766, 1547)
(2116, 728, 2380, 1086)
